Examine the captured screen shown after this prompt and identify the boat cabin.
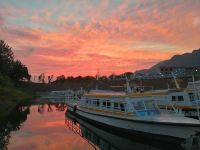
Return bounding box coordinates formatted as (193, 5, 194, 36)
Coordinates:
(79, 92, 160, 117)
(49, 90, 75, 102)
(155, 90, 200, 108)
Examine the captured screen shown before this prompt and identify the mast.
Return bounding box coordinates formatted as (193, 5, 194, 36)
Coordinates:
(192, 75, 200, 120)
(125, 74, 132, 93)
(171, 72, 180, 89)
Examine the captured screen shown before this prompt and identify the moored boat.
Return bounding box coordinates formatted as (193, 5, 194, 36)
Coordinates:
(66, 110, 200, 150)
(49, 90, 74, 103)
(153, 79, 200, 118)
(67, 90, 200, 142)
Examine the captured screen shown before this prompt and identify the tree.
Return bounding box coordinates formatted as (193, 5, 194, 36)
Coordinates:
(47, 75, 54, 83)
(55, 75, 65, 83)
(0, 40, 31, 82)
(10, 60, 31, 82)
(38, 73, 45, 83)
(0, 40, 14, 76)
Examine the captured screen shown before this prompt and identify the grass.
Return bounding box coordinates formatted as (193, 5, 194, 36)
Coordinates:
(0, 86, 33, 119)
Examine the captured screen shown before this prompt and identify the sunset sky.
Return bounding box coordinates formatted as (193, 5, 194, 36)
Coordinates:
(0, 0, 200, 77)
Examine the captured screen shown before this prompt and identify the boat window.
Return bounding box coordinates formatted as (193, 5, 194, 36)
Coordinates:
(120, 103, 125, 111)
(97, 100, 100, 106)
(107, 102, 111, 109)
(133, 101, 145, 110)
(144, 101, 155, 110)
(86, 100, 88, 104)
(114, 102, 119, 110)
(91, 99, 100, 107)
(172, 96, 176, 101)
(188, 93, 195, 101)
(102, 101, 106, 107)
(178, 96, 184, 101)
(102, 100, 111, 109)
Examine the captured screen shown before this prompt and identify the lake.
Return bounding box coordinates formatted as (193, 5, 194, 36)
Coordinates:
(0, 104, 198, 150)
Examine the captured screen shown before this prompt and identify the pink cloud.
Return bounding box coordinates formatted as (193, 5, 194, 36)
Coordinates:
(1, 1, 200, 76)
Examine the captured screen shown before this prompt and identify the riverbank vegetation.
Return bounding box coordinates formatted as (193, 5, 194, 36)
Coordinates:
(27, 73, 197, 94)
(0, 40, 32, 118)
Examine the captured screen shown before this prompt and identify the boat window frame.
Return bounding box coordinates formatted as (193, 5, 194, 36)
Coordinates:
(107, 101, 111, 109)
(120, 103, 125, 111)
(114, 102, 119, 110)
(102, 100, 111, 109)
(177, 96, 184, 101)
(92, 99, 100, 107)
(172, 96, 176, 101)
(132, 101, 145, 111)
(144, 100, 156, 110)
(85, 98, 89, 104)
(102, 100, 107, 108)
(188, 93, 195, 101)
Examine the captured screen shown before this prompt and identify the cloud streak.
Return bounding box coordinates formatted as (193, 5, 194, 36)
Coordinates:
(0, 0, 200, 76)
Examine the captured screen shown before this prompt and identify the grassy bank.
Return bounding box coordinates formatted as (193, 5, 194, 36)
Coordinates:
(0, 87, 32, 119)
(0, 75, 34, 119)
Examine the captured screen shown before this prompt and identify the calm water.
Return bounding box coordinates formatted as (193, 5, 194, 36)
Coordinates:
(0, 104, 198, 150)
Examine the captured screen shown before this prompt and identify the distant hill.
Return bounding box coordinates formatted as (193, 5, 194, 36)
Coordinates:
(136, 48, 200, 74)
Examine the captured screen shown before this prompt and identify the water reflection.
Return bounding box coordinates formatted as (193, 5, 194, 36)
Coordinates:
(0, 103, 67, 150)
(65, 110, 199, 150)
(1, 104, 95, 150)
(37, 103, 67, 114)
(1, 104, 199, 150)
(0, 105, 30, 149)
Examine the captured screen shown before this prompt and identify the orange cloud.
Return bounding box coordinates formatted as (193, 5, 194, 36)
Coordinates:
(0, 1, 200, 76)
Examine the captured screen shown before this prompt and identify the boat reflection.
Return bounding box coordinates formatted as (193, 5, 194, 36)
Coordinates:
(65, 110, 200, 150)
(37, 103, 67, 114)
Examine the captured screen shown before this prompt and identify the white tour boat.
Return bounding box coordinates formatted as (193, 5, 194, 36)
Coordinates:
(66, 110, 200, 150)
(154, 89, 200, 118)
(49, 90, 74, 103)
(154, 78, 200, 118)
(67, 89, 200, 142)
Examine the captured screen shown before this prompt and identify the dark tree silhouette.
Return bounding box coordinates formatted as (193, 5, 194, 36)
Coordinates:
(0, 40, 14, 76)
(38, 73, 45, 83)
(10, 60, 31, 82)
(47, 75, 54, 83)
(55, 75, 65, 83)
(0, 40, 31, 82)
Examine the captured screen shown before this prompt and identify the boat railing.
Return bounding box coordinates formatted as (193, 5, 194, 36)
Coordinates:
(80, 101, 162, 117)
(154, 99, 179, 114)
(192, 99, 200, 120)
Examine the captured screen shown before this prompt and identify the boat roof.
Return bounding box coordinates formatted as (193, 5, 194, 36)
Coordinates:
(85, 90, 126, 97)
(84, 88, 195, 98)
(84, 90, 169, 98)
(50, 90, 73, 93)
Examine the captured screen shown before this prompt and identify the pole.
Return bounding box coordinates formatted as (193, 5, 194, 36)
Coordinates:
(192, 75, 200, 120)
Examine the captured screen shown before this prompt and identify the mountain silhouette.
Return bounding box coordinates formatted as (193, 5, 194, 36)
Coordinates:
(136, 48, 200, 74)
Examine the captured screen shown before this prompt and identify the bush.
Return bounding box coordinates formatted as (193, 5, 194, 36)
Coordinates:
(0, 75, 14, 88)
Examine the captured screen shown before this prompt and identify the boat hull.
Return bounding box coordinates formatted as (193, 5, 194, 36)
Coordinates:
(67, 105, 200, 141)
(66, 111, 193, 150)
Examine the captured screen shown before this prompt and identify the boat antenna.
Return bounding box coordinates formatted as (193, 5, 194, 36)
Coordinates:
(192, 75, 200, 120)
(171, 72, 180, 89)
(125, 74, 132, 93)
